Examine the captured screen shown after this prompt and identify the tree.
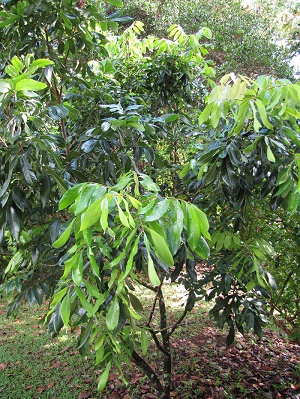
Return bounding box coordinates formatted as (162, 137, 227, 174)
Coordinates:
(122, 0, 295, 78)
(0, 1, 300, 398)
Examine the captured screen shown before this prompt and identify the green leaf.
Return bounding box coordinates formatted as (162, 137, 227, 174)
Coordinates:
(146, 227, 174, 267)
(288, 187, 300, 214)
(106, 297, 120, 331)
(144, 198, 170, 222)
(52, 220, 75, 248)
(195, 236, 210, 259)
(140, 174, 160, 193)
(30, 59, 54, 68)
(80, 199, 102, 231)
(141, 329, 149, 355)
(106, 0, 123, 6)
(129, 293, 143, 314)
(148, 255, 160, 287)
(72, 253, 83, 286)
(179, 162, 191, 179)
(185, 204, 201, 251)
(190, 204, 210, 240)
(11, 56, 23, 73)
(116, 200, 130, 228)
(266, 146, 275, 163)
(60, 293, 71, 326)
(15, 79, 47, 92)
(59, 183, 87, 210)
(246, 279, 256, 292)
(285, 108, 300, 119)
(255, 99, 273, 129)
(171, 201, 184, 246)
(97, 361, 112, 391)
(0, 16, 19, 29)
(198, 26, 212, 39)
(100, 197, 109, 231)
(8, 207, 21, 240)
(74, 184, 103, 215)
(75, 286, 93, 315)
(198, 102, 213, 125)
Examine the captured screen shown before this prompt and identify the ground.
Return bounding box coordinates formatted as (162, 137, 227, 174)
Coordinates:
(0, 297, 299, 399)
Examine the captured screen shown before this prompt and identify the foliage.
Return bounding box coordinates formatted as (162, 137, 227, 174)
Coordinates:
(181, 74, 300, 339)
(122, 0, 294, 78)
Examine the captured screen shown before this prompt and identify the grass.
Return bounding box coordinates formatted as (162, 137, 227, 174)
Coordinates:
(0, 283, 299, 399)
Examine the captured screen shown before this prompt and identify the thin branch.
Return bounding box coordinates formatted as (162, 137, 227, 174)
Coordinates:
(166, 290, 193, 338)
(131, 350, 163, 395)
(146, 280, 163, 326)
(270, 270, 293, 314)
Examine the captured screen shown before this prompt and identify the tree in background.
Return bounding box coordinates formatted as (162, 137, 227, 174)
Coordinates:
(121, 0, 295, 78)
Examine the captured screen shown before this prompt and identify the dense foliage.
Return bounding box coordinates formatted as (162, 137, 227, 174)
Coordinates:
(121, 0, 296, 78)
(0, 0, 299, 397)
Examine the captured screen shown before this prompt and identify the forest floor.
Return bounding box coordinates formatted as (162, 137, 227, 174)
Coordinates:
(0, 287, 299, 399)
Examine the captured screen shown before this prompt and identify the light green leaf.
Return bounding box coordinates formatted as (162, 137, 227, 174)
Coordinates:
(72, 253, 83, 286)
(106, 0, 123, 6)
(52, 220, 75, 248)
(146, 227, 174, 267)
(59, 183, 87, 210)
(198, 102, 213, 125)
(140, 174, 160, 193)
(61, 253, 78, 280)
(266, 146, 275, 163)
(186, 205, 201, 251)
(106, 297, 120, 331)
(189, 203, 210, 240)
(15, 79, 47, 92)
(145, 198, 170, 222)
(80, 199, 102, 231)
(171, 201, 184, 245)
(30, 59, 54, 68)
(60, 293, 71, 326)
(75, 286, 93, 315)
(195, 236, 210, 259)
(246, 279, 256, 292)
(74, 184, 99, 215)
(148, 255, 160, 287)
(141, 329, 149, 355)
(285, 108, 300, 119)
(11, 56, 23, 73)
(116, 200, 130, 227)
(179, 162, 191, 179)
(97, 361, 112, 391)
(255, 99, 273, 129)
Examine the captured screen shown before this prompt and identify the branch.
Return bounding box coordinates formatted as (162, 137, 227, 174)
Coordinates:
(270, 270, 293, 314)
(131, 350, 163, 394)
(146, 280, 163, 327)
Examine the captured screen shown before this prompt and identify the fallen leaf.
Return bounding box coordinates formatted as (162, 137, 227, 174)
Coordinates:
(47, 382, 55, 388)
(36, 386, 46, 393)
(78, 391, 91, 399)
(50, 361, 60, 369)
(0, 363, 6, 370)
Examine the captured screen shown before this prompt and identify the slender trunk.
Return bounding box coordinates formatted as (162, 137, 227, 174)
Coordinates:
(158, 286, 172, 399)
(270, 270, 293, 315)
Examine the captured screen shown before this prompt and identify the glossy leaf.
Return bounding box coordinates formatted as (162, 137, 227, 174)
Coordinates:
(52, 220, 75, 248)
(146, 227, 174, 267)
(106, 297, 120, 331)
(97, 361, 112, 391)
(60, 293, 71, 326)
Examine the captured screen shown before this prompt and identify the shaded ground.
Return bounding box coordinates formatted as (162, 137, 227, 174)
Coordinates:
(0, 301, 299, 399)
